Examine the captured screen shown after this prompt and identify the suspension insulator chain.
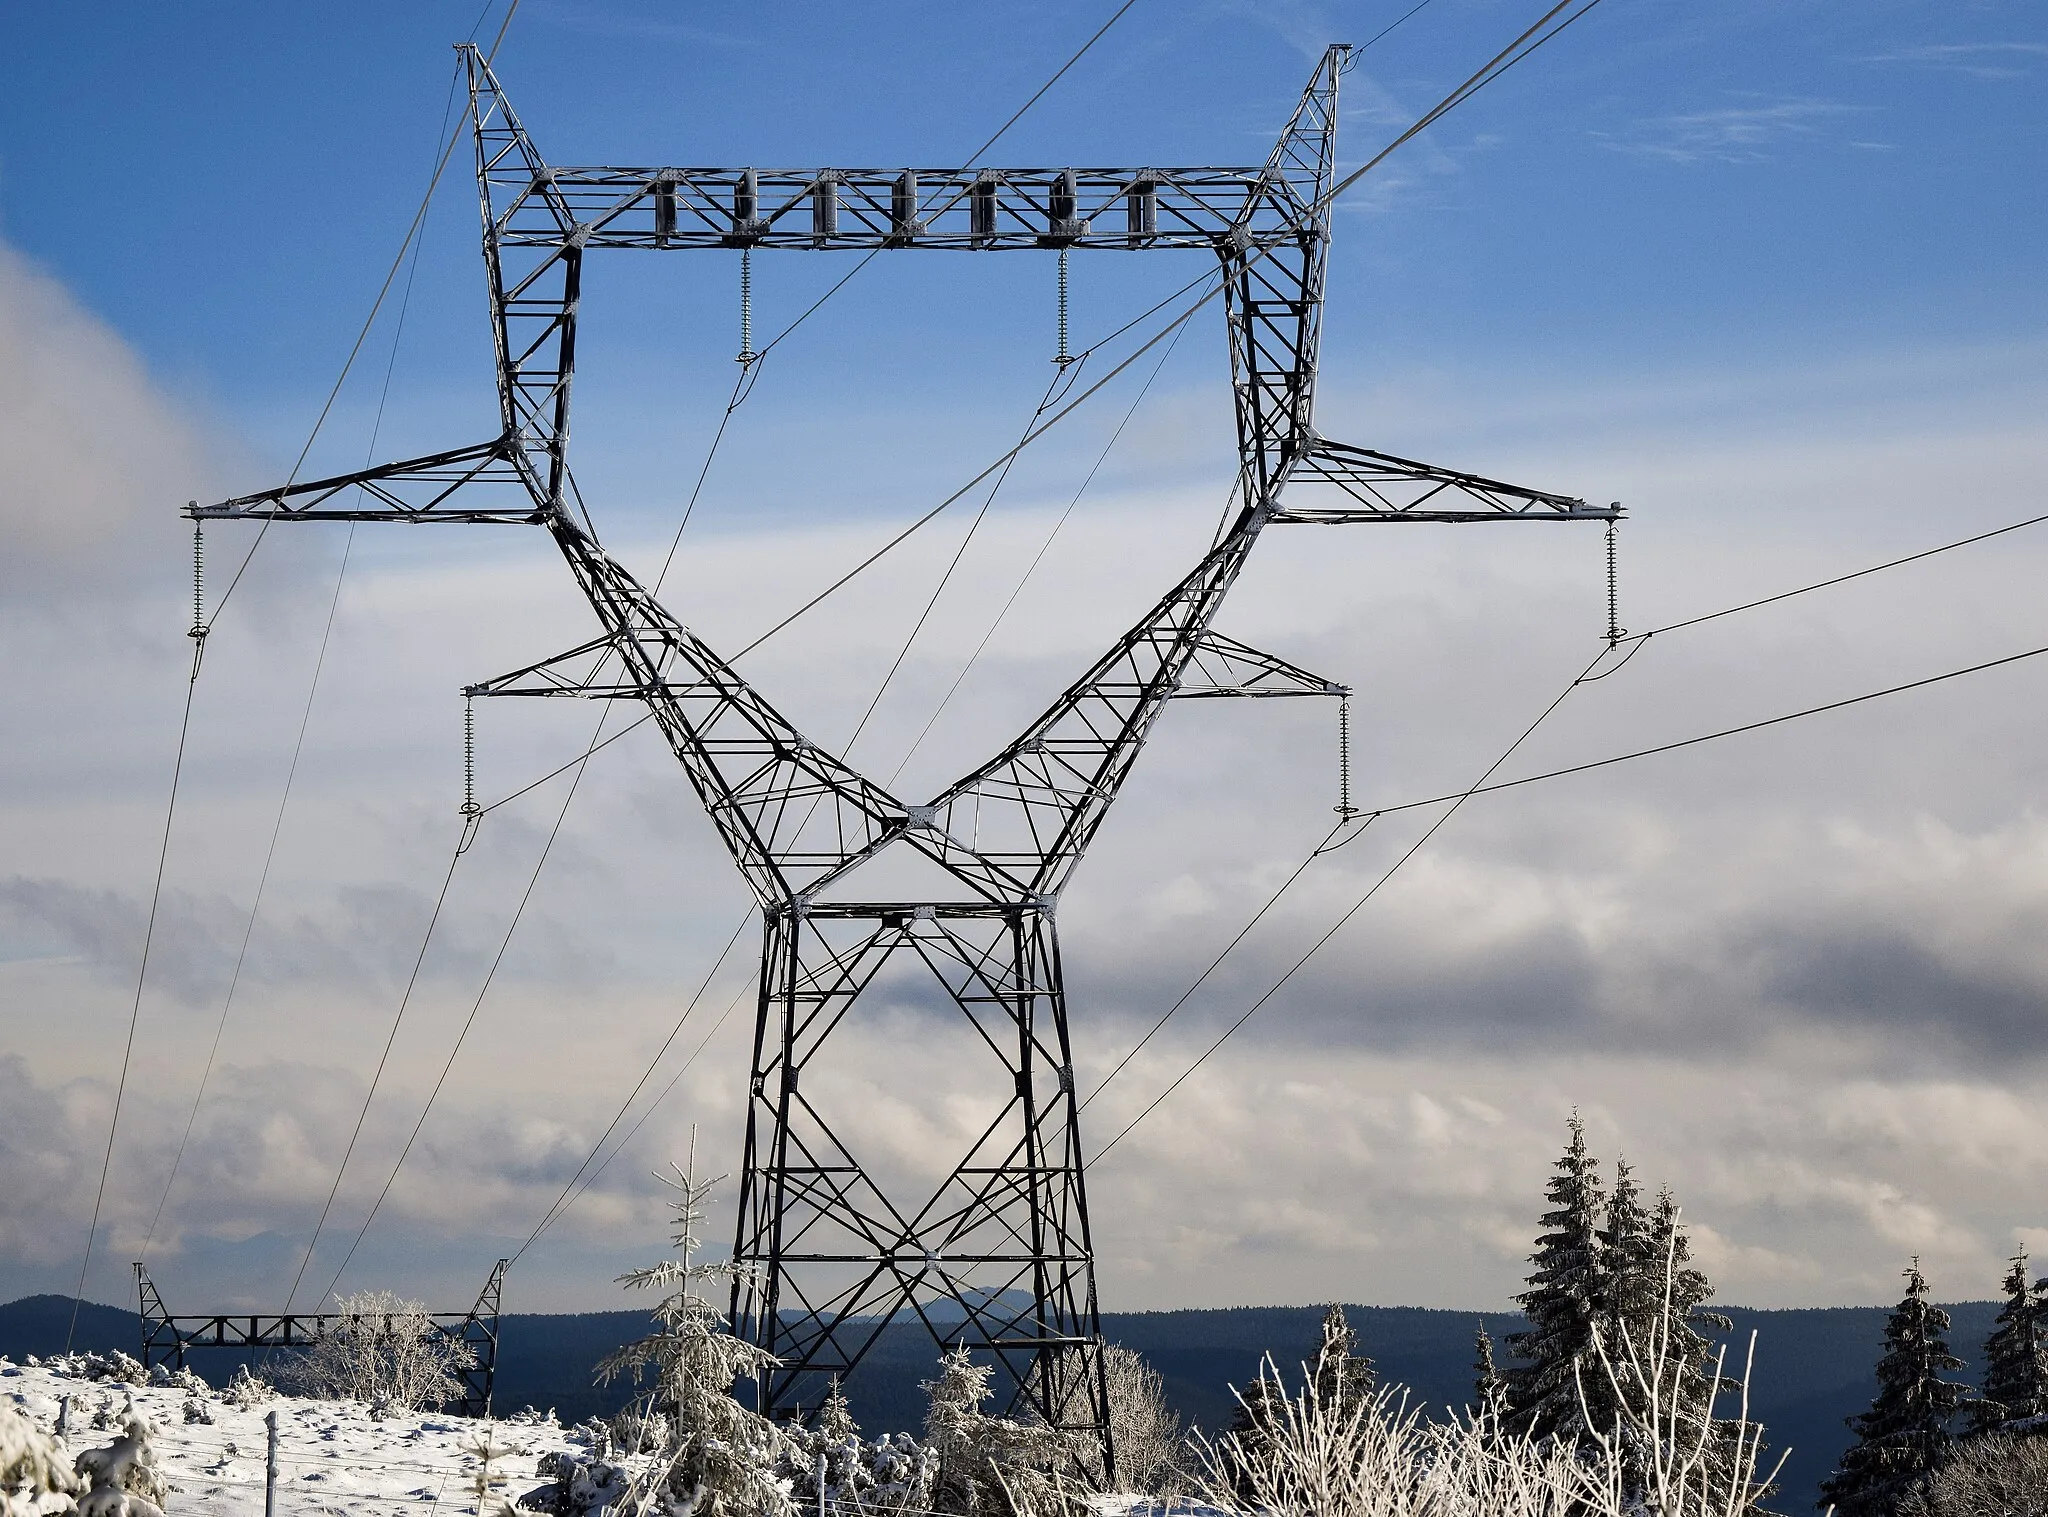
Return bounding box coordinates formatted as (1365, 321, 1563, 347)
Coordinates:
(1335, 696, 1358, 818)
(737, 247, 757, 368)
(1604, 520, 1626, 647)
(460, 696, 480, 819)
(1054, 247, 1073, 368)
(189, 519, 207, 643)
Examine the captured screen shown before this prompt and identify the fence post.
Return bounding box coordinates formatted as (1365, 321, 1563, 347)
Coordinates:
(816, 1451, 826, 1517)
(55, 1396, 70, 1440)
(265, 1409, 279, 1517)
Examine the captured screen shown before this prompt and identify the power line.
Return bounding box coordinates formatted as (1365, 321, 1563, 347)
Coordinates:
(469, 279, 1219, 819)
(283, 837, 467, 1313)
(888, 310, 1195, 788)
(1624, 508, 2048, 644)
(318, 721, 595, 1305)
(744, 0, 1147, 368)
(1360, 639, 2048, 820)
(509, 911, 752, 1263)
(727, 0, 1608, 654)
(144, 63, 455, 1266)
(1087, 626, 2048, 1156)
(1091, 642, 1611, 1160)
(66, 656, 202, 1348)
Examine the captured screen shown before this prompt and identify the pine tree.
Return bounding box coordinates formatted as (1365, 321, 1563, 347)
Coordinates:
(1309, 1304, 1377, 1415)
(1505, 1113, 1608, 1442)
(1819, 1259, 1971, 1517)
(1591, 1159, 1658, 1436)
(599, 1149, 795, 1517)
(1973, 1251, 2048, 1435)
(1224, 1361, 1287, 1504)
(1473, 1323, 1506, 1412)
(921, 1345, 1070, 1517)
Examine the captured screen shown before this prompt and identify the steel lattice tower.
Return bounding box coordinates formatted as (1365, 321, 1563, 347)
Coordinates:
(193, 44, 1617, 1464)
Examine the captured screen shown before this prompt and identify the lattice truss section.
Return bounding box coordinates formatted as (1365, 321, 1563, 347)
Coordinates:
(732, 907, 1097, 1434)
(466, 535, 907, 905)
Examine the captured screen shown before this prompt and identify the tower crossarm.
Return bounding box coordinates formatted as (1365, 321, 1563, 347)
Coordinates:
(187, 438, 545, 525)
(1271, 439, 1623, 523)
(1174, 629, 1347, 698)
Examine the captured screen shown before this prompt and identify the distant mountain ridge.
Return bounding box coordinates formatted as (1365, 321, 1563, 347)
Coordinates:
(3, 1293, 1998, 1511)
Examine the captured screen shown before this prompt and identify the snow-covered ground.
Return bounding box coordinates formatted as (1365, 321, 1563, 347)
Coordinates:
(3, 1358, 1190, 1517)
(3, 1357, 589, 1517)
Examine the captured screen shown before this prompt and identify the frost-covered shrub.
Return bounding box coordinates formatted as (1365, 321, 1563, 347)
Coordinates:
(520, 1451, 633, 1517)
(221, 1367, 271, 1411)
(71, 1399, 166, 1517)
(1101, 1346, 1185, 1496)
(142, 1370, 203, 1397)
(773, 1380, 932, 1516)
(44, 1358, 141, 1389)
(1, 1402, 81, 1517)
(280, 1290, 476, 1411)
(1186, 1244, 1786, 1517)
(1900, 1433, 2048, 1517)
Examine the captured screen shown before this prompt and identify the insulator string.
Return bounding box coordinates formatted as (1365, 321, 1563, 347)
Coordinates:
(737, 248, 757, 367)
(188, 519, 208, 679)
(1604, 519, 1625, 646)
(1055, 247, 1073, 367)
(461, 696, 480, 819)
(1335, 696, 1357, 817)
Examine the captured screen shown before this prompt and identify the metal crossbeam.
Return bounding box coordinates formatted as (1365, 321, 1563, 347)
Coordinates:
(186, 37, 1618, 1474)
(134, 1261, 506, 1417)
(487, 166, 1318, 252)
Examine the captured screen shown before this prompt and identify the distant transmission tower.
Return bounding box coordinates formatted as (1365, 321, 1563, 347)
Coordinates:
(193, 44, 1616, 1464)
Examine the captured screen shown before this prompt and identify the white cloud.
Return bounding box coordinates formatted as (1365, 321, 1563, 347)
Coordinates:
(1860, 42, 2048, 80)
(1594, 99, 1868, 166)
(5, 234, 2048, 1320)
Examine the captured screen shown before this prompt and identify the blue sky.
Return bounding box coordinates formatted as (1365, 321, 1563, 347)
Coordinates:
(5, 1, 2043, 491)
(4, 1, 2048, 1322)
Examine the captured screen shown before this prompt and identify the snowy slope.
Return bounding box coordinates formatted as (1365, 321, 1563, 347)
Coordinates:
(2, 1357, 594, 1517)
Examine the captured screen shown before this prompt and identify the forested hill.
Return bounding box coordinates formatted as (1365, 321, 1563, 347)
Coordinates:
(1, 1295, 1998, 1511)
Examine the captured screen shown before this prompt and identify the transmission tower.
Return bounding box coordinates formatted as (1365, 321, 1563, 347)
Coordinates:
(192, 44, 1617, 1463)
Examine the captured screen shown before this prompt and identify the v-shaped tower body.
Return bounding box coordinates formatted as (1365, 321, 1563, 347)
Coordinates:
(194, 43, 1616, 1466)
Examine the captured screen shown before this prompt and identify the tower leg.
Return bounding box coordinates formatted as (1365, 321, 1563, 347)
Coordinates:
(730, 903, 1111, 1475)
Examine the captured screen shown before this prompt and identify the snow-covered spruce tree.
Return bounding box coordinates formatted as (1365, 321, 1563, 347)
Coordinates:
(1221, 1306, 1380, 1508)
(599, 1154, 795, 1517)
(1971, 1251, 2047, 1435)
(1819, 1259, 1971, 1517)
(1504, 1114, 1607, 1442)
(1590, 1159, 1657, 1440)
(1311, 1306, 1377, 1417)
(1472, 1325, 1506, 1413)
(922, 1345, 1076, 1517)
(282, 1290, 476, 1411)
(1224, 1356, 1288, 1504)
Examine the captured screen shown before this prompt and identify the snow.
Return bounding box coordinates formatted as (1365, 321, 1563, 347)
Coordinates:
(1, 1358, 600, 1517)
